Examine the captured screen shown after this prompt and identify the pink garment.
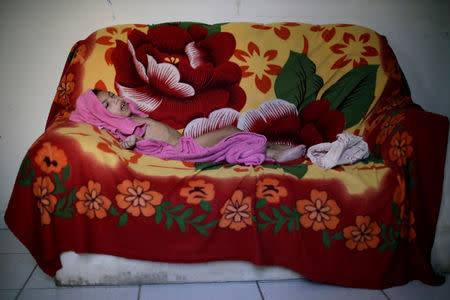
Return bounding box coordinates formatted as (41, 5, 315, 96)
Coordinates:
(135, 132, 269, 166)
(306, 132, 369, 169)
(70, 89, 148, 140)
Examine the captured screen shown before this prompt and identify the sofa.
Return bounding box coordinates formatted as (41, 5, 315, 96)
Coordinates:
(4, 22, 449, 289)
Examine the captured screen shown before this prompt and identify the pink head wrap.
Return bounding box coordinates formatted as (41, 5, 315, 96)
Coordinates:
(69, 89, 148, 140)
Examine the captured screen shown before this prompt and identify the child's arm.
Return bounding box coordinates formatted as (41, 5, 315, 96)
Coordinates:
(131, 116, 182, 147)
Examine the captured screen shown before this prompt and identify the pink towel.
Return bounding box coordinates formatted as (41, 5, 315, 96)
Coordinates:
(135, 132, 269, 166)
(70, 89, 148, 140)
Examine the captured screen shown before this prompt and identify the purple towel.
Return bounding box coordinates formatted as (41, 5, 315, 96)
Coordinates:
(70, 89, 148, 140)
(135, 132, 269, 166)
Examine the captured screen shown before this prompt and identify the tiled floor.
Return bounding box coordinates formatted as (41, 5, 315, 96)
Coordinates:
(1, 213, 449, 300)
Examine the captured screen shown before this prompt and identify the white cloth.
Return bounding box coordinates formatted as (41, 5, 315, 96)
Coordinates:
(307, 132, 369, 169)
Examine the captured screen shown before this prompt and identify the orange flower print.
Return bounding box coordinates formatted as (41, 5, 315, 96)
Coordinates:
(400, 205, 416, 242)
(310, 24, 352, 42)
(34, 142, 68, 174)
(296, 189, 341, 231)
(376, 113, 405, 144)
(330, 32, 379, 69)
(219, 190, 252, 231)
(256, 178, 287, 203)
(389, 131, 413, 166)
(234, 42, 282, 93)
(55, 73, 75, 106)
(116, 179, 163, 217)
(252, 23, 300, 40)
(70, 44, 87, 64)
(75, 180, 112, 219)
(363, 113, 386, 140)
(378, 89, 412, 113)
(180, 179, 215, 204)
(33, 176, 58, 225)
(393, 174, 406, 205)
(343, 216, 381, 251)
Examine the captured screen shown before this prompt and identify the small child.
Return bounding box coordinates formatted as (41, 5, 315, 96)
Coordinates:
(70, 89, 305, 164)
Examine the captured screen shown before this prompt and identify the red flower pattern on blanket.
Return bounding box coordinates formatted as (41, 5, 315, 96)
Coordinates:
(234, 42, 282, 93)
(330, 32, 379, 69)
(239, 99, 345, 147)
(251, 23, 301, 40)
(309, 24, 353, 42)
(96, 25, 147, 65)
(111, 25, 246, 129)
(185, 99, 345, 147)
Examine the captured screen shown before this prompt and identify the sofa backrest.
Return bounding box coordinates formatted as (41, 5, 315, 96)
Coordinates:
(47, 22, 398, 143)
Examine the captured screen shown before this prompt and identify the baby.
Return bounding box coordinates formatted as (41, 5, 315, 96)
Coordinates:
(70, 89, 305, 163)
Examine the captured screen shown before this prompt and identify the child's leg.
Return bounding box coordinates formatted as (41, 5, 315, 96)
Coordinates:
(194, 127, 306, 162)
(194, 126, 242, 148)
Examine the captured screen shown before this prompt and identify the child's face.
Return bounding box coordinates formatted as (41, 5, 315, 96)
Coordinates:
(96, 91, 131, 117)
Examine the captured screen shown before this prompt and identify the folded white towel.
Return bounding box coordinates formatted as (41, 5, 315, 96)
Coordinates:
(307, 132, 369, 169)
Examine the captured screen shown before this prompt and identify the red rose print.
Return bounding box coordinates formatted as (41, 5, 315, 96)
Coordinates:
(186, 98, 344, 148)
(239, 99, 344, 147)
(111, 25, 246, 129)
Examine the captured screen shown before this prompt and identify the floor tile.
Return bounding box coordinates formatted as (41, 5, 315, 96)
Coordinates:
(0, 290, 20, 300)
(17, 286, 139, 300)
(140, 281, 262, 300)
(258, 279, 387, 300)
(0, 230, 29, 253)
(0, 254, 36, 289)
(383, 274, 450, 300)
(24, 266, 57, 289)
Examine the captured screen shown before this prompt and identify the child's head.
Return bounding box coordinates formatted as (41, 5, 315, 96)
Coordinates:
(92, 89, 131, 117)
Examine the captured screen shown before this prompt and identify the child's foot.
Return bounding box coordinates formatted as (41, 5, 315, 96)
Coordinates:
(120, 135, 138, 149)
(266, 144, 306, 162)
(275, 144, 306, 162)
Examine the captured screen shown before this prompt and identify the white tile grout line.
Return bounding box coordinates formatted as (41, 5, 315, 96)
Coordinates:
(137, 285, 141, 300)
(14, 264, 37, 300)
(255, 281, 265, 300)
(381, 290, 393, 300)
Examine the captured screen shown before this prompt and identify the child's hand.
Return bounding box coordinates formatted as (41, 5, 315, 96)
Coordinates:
(120, 135, 137, 149)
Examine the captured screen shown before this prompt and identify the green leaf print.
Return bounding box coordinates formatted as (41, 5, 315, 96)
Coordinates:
(321, 64, 379, 129)
(274, 51, 323, 111)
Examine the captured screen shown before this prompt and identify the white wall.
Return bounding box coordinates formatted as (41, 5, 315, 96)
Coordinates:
(1, 0, 449, 216)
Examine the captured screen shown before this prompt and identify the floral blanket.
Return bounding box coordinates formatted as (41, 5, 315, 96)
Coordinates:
(5, 22, 449, 289)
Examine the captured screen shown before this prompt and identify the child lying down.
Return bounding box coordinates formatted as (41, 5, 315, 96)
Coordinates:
(70, 89, 306, 165)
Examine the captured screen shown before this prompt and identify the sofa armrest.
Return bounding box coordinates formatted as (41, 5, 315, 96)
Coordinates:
(364, 103, 449, 275)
